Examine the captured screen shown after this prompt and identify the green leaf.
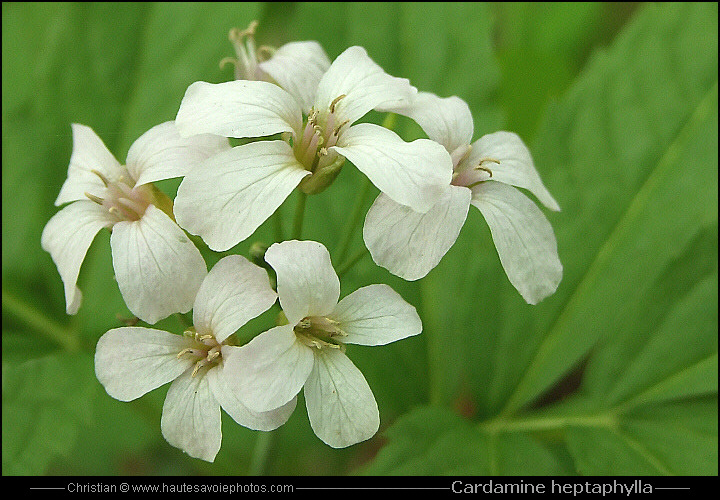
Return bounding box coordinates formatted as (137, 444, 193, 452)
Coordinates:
(364, 2, 717, 476)
(5, 1, 717, 476)
(566, 398, 718, 476)
(492, 2, 639, 141)
(361, 406, 573, 475)
(491, 1, 718, 416)
(587, 272, 718, 408)
(2, 354, 96, 475)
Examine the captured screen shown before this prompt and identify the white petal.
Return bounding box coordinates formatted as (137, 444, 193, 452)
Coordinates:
(175, 80, 302, 139)
(161, 368, 222, 462)
(174, 140, 309, 252)
(41, 201, 114, 314)
(207, 348, 297, 431)
(304, 349, 379, 448)
(328, 284, 422, 346)
(265, 240, 339, 324)
(222, 324, 314, 413)
(363, 186, 471, 280)
(315, 46, 415, 125)
(125, 121, 230, 186)
(94, 326, 194, 402)
(192, 255, 277, 343)
(467, 131, 560, 211)
(55, 124, 125, 206)
(259, 41, 331, 114)
(471, 182, 562, 304)
(388, 92, 474, 154)
(333, 123, 453, 213)
(110, 205, 207, 324)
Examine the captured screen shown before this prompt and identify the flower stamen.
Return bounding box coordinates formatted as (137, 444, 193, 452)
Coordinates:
(294, 316, 347, 351)
(329, 94, 347, 114)
(332, 120, 350, 137)
(91, 169, 110, 187)
(224, 20, 265, 80)
(177, 332, 224, 378)
(475, 158, 500, 177)
(85, 192, 105, 205)
(177, 347, 195, 359)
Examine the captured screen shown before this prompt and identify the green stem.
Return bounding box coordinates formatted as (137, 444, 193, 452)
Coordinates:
(248, 430, 274, 475)
(334, 177, 372, 265)
(421, 276, 444, 407)
(2, 288, 81, 352)
(336, 247, 370, 277)
(333, 113, 395, 266)
(479, 412, 617, 434)
(291, 192, 307, 240)
(273, 205, 284, 242)
(380, 112, 397, 132)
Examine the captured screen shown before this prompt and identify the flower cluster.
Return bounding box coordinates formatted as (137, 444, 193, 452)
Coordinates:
(43, 22, 561, 462)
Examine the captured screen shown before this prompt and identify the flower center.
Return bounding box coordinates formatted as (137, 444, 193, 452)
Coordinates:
(293, 316, 347, 351)
(291, 96, 350, 194)
(451, 156, 500, 188)
(294, 95, 349, 173)
(177, 328, 224, 377)
(84, 170, 153, 222)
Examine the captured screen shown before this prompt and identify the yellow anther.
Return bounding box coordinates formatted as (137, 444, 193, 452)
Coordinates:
(474, 158, 500, 177)
(90, 169, 110, 187)
(330, 94, 347, 114)
(177, 348, 194, 359)
(241, 20, 259, 38)
(229, 20, 258, 42)
(85, 192, 104, 205)
(219, 56, 237, 70)
(333, 120, 350, 136)
(477, 166, 493, 177)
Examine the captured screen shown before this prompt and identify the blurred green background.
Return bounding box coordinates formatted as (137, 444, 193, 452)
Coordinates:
(2, 2, 717, 475)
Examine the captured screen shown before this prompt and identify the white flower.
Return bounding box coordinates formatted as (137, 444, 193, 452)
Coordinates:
(41, 122, 229, 323)
(94, 255, 293, 462)
(174, 46, 453, 251)
(220, 20, 331, 113)
(364, 92, 562, 304)
(223, 240, 422, 448)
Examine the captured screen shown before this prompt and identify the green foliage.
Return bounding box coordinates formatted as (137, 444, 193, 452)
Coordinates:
(362, 2, 719, 476)
(362, 406, 574, 475)
(2, 354, 96, 475)
(2, 2, 716, 475)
